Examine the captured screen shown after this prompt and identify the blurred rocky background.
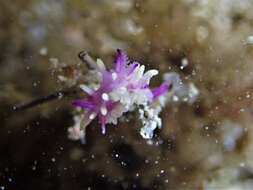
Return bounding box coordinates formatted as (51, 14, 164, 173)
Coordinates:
(2, 0, 253, 189)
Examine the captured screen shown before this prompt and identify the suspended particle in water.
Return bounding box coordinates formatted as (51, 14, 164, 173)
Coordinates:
(39, 47, 48, 55)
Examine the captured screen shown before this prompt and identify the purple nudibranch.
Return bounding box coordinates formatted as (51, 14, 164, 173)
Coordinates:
(71, 49, 169, 137)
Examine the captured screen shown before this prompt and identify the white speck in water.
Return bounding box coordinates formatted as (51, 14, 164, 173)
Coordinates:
(239, 108, 245, 113)
(172, 95, 179, 102)
(246, 35, 253, 44)
(49, 58, 59, 67)
(33, 82, 38, 87)
(147, 140, 153, 145)
(180, 58, 188, 70)
(39, 47, 48, 55)
(57, 92, 63, 99)
(183, 97, 188, 102)
(51, 158, 56, 162)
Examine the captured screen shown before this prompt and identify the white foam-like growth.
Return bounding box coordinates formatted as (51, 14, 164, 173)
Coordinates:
(110, 87, 128, 102)
(110, 87, 152, 111)
(106, 104, 127, 125)
(139, 104, 163, 139)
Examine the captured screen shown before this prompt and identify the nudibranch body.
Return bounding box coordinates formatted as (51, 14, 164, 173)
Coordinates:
(69, 49, 169, 141)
